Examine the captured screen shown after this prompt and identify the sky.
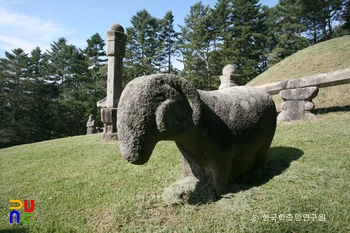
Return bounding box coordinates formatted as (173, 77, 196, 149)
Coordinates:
(0, 0, 279, 58)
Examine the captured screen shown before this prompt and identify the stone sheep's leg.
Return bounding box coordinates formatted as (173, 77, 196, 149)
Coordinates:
(212, 169, 229, 197)
(254, 143, 271, 171)
(180, 151, 215, 185)
(180, 150, 230, 197)
(179, 152, 195, 178)
(211, 159, 232, 197)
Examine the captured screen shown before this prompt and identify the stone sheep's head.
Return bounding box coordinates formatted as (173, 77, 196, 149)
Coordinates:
(117, 74, 202, 165)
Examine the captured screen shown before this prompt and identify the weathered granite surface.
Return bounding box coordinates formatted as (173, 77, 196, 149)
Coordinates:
(277, 87, 319, 122)
(219, 64, 239, 89)
(254, 68, 350, 122)
(117, 74, 277, 196)
(255, 68, 350, 95)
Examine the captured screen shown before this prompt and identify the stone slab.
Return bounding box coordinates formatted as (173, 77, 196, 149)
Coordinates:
(255, 68, 350, 95)
(279, 86, 319, 100)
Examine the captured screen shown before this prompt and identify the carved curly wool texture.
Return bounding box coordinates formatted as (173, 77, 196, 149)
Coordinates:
(117, 74, 277, 196)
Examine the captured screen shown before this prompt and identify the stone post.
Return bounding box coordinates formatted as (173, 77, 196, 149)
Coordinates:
(100, 22, 127, 141)
(218, 64, 239, 89)
(86, 114, 97, 134)
(277, 87, 319, 122)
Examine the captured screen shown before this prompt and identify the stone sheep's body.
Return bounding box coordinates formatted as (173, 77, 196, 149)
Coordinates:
(117, 74, 277, 196)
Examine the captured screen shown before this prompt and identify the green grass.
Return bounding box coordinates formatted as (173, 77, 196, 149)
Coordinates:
(1, 36, 350, 232)
(1, 111, 349, 232)
(247, 35, 350, 112)
(249, 35, 350, 85)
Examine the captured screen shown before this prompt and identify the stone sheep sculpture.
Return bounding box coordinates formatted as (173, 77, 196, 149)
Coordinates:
(117, 74, 277, 196)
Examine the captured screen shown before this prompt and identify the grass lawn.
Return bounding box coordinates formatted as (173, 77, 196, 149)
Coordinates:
(0, 111, 349, 232)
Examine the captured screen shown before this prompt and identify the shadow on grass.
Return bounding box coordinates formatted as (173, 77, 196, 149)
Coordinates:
(184, 147, 304, 205)
(0, 228, 30, 233)
(228, 146, 304, 193)
(315, 105, 350, 115)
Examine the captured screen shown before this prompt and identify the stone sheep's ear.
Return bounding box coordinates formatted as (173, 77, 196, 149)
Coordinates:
(155, 77, 202, 137)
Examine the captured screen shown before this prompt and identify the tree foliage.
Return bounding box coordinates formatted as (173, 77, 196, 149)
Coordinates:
(124, 9, 180, 82)
(266, 0, 309, 66)
(159, 11, 181, 74)
(0, 34, 106, 147)
(1, 0, 349, 147)
(300, 0, 344, 44)
(178, 2, 219, 90)
(123, 0, 348, 87)
(124, 9, 161, 78)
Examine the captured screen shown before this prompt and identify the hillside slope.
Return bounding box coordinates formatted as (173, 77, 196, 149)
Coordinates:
(247, 36, 350, 112)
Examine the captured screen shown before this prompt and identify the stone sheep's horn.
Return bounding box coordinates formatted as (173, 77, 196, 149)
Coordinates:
(154, 74, 202, 138)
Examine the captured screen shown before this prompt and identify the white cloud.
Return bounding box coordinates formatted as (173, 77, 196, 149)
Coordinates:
(0, 35, 38, 53)
(0, 7, 74, 55)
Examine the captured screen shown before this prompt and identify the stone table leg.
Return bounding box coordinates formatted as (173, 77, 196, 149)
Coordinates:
(277, 86, 319, 122)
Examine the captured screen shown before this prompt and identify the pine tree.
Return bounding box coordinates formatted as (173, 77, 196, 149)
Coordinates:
(47, 38, 89, 136)
(300, 0, 343, 43)
(267, 0, 309, 66)
(0, 48, 52, 146)
(228, 0, 266, 83)
(83, 33, 107, 124)
(0, 49, 31, 146)
(341, 0, 350, 30)
(46, 38, 70, 136)
(47, 38, 71, 85)
(27, 47, 54, 141)
(179, 2, 218, 90)
(63, 45, 89, 135)
(124, 27, 142, 82)
(211, 0, 233, 64)
(159, 11, 180, 74)
(129, 9, 161, 75)
(1, 49, 31, 124)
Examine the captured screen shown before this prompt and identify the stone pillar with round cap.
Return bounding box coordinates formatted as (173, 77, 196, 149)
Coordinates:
(99, 22, 127, 141)
(106, 22, 126, 108)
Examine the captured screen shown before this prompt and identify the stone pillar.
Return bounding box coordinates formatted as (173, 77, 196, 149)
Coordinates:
(277, 87, 319, 122)
(218, 64, 239, 89)
(100, 22, 127, 141)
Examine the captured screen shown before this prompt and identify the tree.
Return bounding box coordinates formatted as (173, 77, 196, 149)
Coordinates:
(26, 47, 55, 140)
(61, 45, 89, 135)
(334, 0, 350, 36)
(47, 38, 71, 85)
(178, 2, 218, 90)
(228, 0, 266, 83)
(46, 38, 71, 136)
(0, 49, 31, 146)
(159, 11, 180, 74)
(211, 0, 233, 65)
(300, 0, 343, 44)
(0, 33, 109, 147)
(267, 0, 309, 66)
(47, 38, 90, 136)
(0, 48, 53, 147)
(83, 33, 107, 123)
(124, 27, 142, 82)
(129, 10, 161, 75)
(341, 0, 350, 30)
